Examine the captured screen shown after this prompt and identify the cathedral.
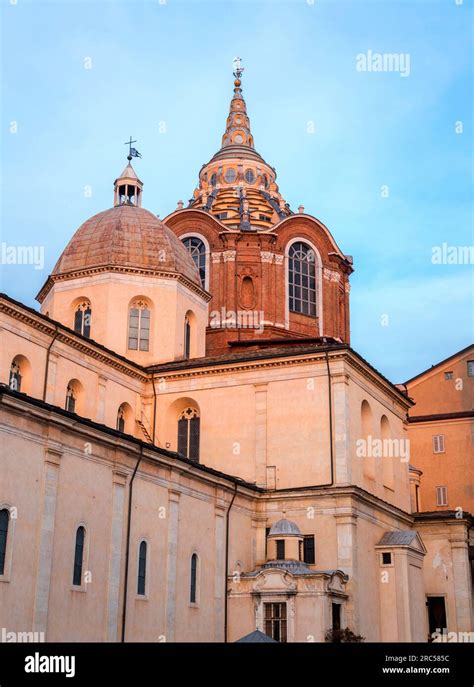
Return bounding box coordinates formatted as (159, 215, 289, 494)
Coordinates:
(0, 65, 472, 644)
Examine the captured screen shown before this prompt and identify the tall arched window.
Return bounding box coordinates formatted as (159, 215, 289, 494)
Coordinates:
(128, 300, 150, 351)
(288, 242, 317, 316)
(0, 509, 9, 576)
(184, 316, 191, 359)
(73, 526, 85, 586)
(190, 553, 198, 603)
(182, 237, 206, 289)
(74, 301, 91, 338)
(9, 361, 22, 392)
(137, 541, 147, 595)
(178, 408, 200, 462)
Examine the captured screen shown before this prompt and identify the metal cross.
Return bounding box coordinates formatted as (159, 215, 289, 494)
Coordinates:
(124, 136, 137, 157)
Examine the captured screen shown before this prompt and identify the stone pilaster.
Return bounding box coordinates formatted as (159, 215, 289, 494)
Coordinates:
(165, 490, 180, 641)
(106, 470, 127, 641)
(335, 511, 359, 631)
(33, 446, 62, 636)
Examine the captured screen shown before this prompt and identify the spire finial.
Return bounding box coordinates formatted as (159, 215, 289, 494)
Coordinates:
(124, 136, 142, 162)
(233, 56, 244, 86)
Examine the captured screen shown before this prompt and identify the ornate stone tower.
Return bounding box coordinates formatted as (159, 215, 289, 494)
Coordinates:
(164, 60, 353, 355)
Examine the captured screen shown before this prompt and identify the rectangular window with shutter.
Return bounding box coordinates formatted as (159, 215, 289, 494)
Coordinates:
(433, 435, 445, 454)
(276, 539, 285, 560)
(436, 486, 448, 506)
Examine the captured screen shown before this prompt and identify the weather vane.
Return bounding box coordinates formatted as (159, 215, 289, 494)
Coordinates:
(233, 56, 244, 80)
(124, 136, 142, 161)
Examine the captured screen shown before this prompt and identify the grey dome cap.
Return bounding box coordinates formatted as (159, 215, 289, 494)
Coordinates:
(268, 518, 301, 537)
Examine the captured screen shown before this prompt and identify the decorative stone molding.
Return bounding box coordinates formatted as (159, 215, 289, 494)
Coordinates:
(223, 250, 236, 263)
(274, 254, 284, 265)
(323, 268, 341, 283)
(260, 251, 273, 263)
(345, 281, 351, 293)
(211, 252, 222, 263)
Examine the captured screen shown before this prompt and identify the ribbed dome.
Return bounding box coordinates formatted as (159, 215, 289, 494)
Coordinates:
(268, 519, 301, 537)
(51, 205, 201, 286)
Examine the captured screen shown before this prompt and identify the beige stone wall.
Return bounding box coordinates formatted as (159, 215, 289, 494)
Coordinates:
(155, 352, 411, 514)
(0, 393, 258, 642)
(40, 273, 207, 365)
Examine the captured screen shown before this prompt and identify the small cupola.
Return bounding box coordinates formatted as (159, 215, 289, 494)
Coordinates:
(113, 145, 143, 208)
(267, 517, 304, 562)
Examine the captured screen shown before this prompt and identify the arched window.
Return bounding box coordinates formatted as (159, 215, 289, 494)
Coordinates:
(128, 300, 150, 351)
(184, 317, 191, 359)
(288, 242, 317, 316)
(0, 509, 9, 576)
(190, 553, 198, 603)
(182, 237, 206, 289)
(65, 385, 76, 413)
(9, 361, 22, 392)
(73, 526, 85, 586)
(74, 301, 91, 338)
(178, 408, 200, 461)
(137, 541, 147, 596)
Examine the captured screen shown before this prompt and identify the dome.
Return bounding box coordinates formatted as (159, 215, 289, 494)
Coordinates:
(51, 205, 201, 287)
(268, 518, 301, 537)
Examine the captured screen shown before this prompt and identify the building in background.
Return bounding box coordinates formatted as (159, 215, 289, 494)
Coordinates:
(405, 345, 474, 514)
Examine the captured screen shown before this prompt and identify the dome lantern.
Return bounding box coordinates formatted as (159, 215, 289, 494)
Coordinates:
(113, 161, 143, 208)
(114, 137, 143, 207)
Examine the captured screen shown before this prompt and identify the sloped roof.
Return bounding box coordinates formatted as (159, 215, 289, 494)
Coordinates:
(235, 630, 276, 643)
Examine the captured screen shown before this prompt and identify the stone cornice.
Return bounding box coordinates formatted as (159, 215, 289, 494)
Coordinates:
(151, 349, 411, 409)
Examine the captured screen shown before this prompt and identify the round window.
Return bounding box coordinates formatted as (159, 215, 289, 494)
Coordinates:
(225, 168, 236, 183)
(234, 134, 244, 144)
(235, 117, 242, 124)
(245, 169, 255, 184)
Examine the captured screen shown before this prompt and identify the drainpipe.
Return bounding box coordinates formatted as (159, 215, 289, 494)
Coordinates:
(121, 445, 143, 642)
(42, 325, 59, 401)
(323, 350, 335, 487)
(224, 482, 238, 642)
(151, 375, 157, 444)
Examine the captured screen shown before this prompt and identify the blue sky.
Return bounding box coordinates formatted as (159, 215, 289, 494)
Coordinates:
(1, 0, 472, 382)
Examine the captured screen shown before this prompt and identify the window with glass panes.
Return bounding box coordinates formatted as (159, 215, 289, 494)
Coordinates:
(177, 408, 200, 461)
(264, 603, 287, 642)
(74, 301, 91, 338)
(182, 237, 206, 289)
(288, 242, 317, 316)
(128, 301, 150, 351)
(137, 541, 147, 595)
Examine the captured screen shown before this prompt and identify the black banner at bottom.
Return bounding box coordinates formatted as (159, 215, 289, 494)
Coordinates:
(0, 642, 472, 685)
